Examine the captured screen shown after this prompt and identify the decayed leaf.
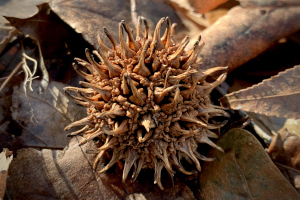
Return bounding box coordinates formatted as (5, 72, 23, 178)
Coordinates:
(50, 0, 186, 48)
(268, 128, 300, 170)
(220, 65, 300, 119)
(268, 128, 300, 194)
(7, 137, 196, 200)
(189, 0, 228, 14)
(10, 80, 86, 148)
(0, 148, 13, 200)
(198, 5, 300, 72)
(200, 128, 300, 199)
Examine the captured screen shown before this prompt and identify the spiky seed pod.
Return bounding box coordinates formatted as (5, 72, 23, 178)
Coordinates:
(64, 16, 229, 190)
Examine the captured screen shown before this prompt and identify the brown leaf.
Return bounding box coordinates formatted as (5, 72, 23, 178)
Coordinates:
(10, 80, 86, 148)
(220, 65, 300, 119)
(199, 5, 300, 72)
(50, 0, 186, 48)
(268, 128, 300, 170)
(189, 0, 228, 14)
(7, 137, 196, 200)
(0, 148, 13, 199)
(200, 128, 300, 199)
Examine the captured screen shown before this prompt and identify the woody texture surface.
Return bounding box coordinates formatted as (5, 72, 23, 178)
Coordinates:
(64, 16, 228, 190)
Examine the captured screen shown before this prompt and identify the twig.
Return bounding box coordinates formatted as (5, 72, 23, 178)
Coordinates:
(130, 0, 138, 27)
(0, 61, 24, 94)
(275, 162, 300, 174)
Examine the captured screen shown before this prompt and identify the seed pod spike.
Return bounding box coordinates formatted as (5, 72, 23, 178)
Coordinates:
(98, 137, 118, 151)
(161, 17, 173, 48)
(64, 89, 90, 107)
(121, 73, 130, 95)
(154, 162, 164, 190)
(150, 17, 165, 51)
(195, 134, 224, 153)
(119, 23, 136, 59)
(64, 116, 94, 131)
(85, 49, 109, 80)
(102, 119, 129, 136)
(167, 36, 189, 68)
(175, 139, 201, 172)
(180, 73, 197, 99)
(72, 63, 94, 82)
(80, 81, 112, 101)
(100, 149, 122, 173)
(97, 34, 114, 57)
(123, 148, 139, 183)
(170, 152, 194, 175)
(93, 150, 106, 170)
(74, 58, 95, 75)
(125, 73, 145, 106)
(76, 90, 106, 110)
(154, 84, 181, 104)
(196, 66, 228, 83)
(193, 150, 215, 162)
(182, 40, 205, 70)
(133, 40, 151, 77)
(103, 27, 118, 50)
(161, 87, 183, 114)
(66, 125, 89, 137)
(122, 20, 140, 51)
(97, 46, 122, 78)
(143, 17, 150, 40)
(170, 23, 177, 44)
(180, 111, 207, 128)
(131, 156, 145, 182)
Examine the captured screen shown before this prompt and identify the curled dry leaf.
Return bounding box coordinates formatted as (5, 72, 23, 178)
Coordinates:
(10, 80, 86, 148)
(220, 65, 300, 119)
(50, 0, 185, 48)
(199, 5, 300, 72)
(0, 148, 13, 200)
(268, 128, 300, 170)
(6, 137, 196, 200)
(200, 128, 300, 199)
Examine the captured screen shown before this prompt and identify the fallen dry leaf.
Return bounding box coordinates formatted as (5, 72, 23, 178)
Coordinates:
(7, 137, 196, 200)
(10, 80, 86, 148)
(268, 128, 300, 170)
(188, 0, 228, 14)
(268, 128, 300, 194)
(50, 0, 186, 49)
(220, 65, 300, 119)
(199, 5, 300, 72)
(199, 128, 300, 199)
(0, 148, 13, 200)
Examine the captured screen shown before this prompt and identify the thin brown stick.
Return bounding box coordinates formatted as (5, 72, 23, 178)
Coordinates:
(275, 162, 300, 174)
(130, 0, 138, 27)
(0, 61, 24, 93)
